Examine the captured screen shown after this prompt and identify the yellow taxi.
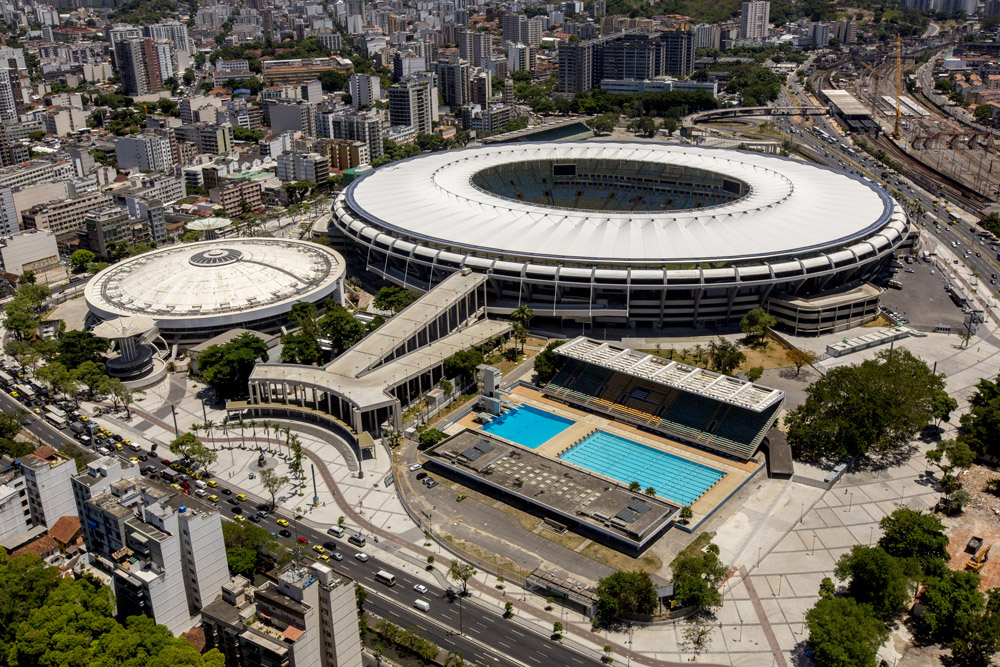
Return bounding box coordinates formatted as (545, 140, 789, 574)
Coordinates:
(276, 519, 289, 527)
(235, 494, 247, 502)
(207, 494, 219, 503)
(170, 484, 182, 490)
(114, 442, 123, 451)
(317, 554, 330, 562)
(32, 408, 41, 415)
(122, 439, 132, 447)
(79, 415, 89, 422)
(129, 457, 139, 462)
(312, 545, 325, 554)
(206, 480, 218, 488)
(234, 514, 246, 522)
(9, 391, 17, 398)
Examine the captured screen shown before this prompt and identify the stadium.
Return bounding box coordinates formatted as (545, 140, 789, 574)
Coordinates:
(332, 142, 910, 333)
(84, 239, 346, 344)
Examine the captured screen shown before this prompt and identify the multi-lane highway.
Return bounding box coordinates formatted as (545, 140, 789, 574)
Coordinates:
(0, 389, 597, 667)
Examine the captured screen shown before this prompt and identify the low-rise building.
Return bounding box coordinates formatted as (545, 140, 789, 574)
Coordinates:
(210, 179, 264, 218)
(276, 151, 330, 183)
(21, 190, 112, 240)
(0, 229, 59, 274)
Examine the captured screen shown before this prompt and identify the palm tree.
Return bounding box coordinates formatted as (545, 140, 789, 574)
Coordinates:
(190, 423, 201, 441)
(283, 426, 292, 455)
(261, 420, 272, 452)
(249, 419, 258, 450)
(511, 305, 534, 328)
(203, 419, 215, 445)
(220, 420, 229, 448)
(237, 419, 246, 448)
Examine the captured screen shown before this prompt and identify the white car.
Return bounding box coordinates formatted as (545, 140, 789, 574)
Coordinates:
(355, 552, 369, 562)
(409, 464, 422, 472)
(413, 584, 428, 594)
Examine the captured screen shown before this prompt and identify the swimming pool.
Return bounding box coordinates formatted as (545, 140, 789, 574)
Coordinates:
(559, 431, 725, 506)
(481, 405, 575, 449)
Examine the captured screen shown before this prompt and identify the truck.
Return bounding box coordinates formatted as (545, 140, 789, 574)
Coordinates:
(161, 470, 177, 483)
(69, 421, 86, 434)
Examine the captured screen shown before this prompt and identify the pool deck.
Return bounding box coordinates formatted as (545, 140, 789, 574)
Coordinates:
(449, 386, 759, 517)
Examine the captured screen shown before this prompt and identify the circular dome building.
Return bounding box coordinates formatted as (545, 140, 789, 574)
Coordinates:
(333, 142, 909, 333)
(85, 238, 346, 343)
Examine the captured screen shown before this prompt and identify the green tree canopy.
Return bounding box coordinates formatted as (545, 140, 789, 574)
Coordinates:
(786, 348, 944, 461)
(877, 508, 949, 577)
(443, 348, 484, 384)
(317, 304, 366, 356)
(740, 307, 775, 344)
(533, 340, 566, 383)
(806, 596, 889, 667)
(226, 547, 257, 578)
(960, 375, 1000, 458)
(595, 570, 658, 622)
(58, 330, 111, 370)
(70, 249, 95, 270)
(706, 337, 745, 375)
(834, 546, 910, 620)
(918, 569, 985, 643)
(197, 332, 269, 399)
(672, 542, 726, 613)
(372, 286, 420, 313)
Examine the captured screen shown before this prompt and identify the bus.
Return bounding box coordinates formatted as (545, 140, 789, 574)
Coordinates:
(15, 384, 35, 399)
(0, 370, 12, 385)
(45, 413, 67, 429)
(45, 405, 66, 420)
(375, 570, 396, 587)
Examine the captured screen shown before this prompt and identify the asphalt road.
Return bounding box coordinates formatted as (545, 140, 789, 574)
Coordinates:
(0, 388, 596, 667)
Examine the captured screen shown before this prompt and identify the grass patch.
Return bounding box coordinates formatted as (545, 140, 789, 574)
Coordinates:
(862, 313, 894, 328)
(441, 535, 530, 577)
(669, 531, 716, 570)
(581, 541, 662, 574)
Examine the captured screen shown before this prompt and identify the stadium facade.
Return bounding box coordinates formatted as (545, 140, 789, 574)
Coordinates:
(332, 142, 909, 334)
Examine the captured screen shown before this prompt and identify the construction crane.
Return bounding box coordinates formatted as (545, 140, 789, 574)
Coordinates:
(893, 33, 902, 139)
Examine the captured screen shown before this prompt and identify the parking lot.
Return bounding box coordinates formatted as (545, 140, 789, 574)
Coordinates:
(880, 255, 968, 331)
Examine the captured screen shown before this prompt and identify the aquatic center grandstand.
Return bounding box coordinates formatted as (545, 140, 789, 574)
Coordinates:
(332, 142, 909, 331)
(544, 337, 784, 460)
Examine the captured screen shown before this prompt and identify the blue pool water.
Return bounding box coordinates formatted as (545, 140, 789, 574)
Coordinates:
(481, 405, 575, 449)
(559, 431, 725, 506)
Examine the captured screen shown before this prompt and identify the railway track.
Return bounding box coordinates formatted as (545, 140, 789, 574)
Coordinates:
(874, 134, 987, 215)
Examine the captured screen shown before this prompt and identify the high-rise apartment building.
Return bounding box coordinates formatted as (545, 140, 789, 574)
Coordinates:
(320, 112, 384, 160)
(202, 565, 362, 667)
(458, 29, 492, 67)
(692, 23, 721, 50)
(277, 151, 330, 182)
(502, 13, 542, 47)
(436, 57, 471, 107)
(661, 30, 696, 77)
(18, 448, 77, 530)
(144, 21, 192, 55)
(115, 134, 174, 172)
(117, 38, 163, 97)
(388, 75, 436, 134)
(560, 31, 694, 95)
(0, 69, 20, 122)
(740, 0, 770, 39)
(348, 73, 381, 109)
(507, 42, 533, 73)
(73, 468, 229, 636)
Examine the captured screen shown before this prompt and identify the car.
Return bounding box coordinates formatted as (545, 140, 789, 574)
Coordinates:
(905, 268, 915, 273)
(32, 407, 41, 415)
(207, 480, 218, 488)
(129, 456, 139, 463)
(207, 494, 219, 503)
(221, 488, 232, 495)
(409, 464, 422, 472)
(195, 488, 207, 498)
(277, 519, 290, 527)
(257, 510, 269, 519)
(138, 454, 148, 462)
(312, 545, 325, 554)
(355, 552, 369, 562)
(414, 584, 428, 594)
(248, 515, 260, 523)
(415, 472, 427, 481)
(170, 483, 182, 490)
(232, 506, 243, 514)
(297, 537, 308, 544)
(331, 551, 343, 561)
(235, 493, 247, 502)
(114, 442, 123, 451)
(143, 465, 156, 474)
(424, 478, 438, 488)
(79, 415, 89, 422)
(279, 529, 292, 538)
(317, 553, 330, 562)
(228, 498, 240, 505)
(179, 481, 190, 490)
(323, 541, 337, 550)
(234, 514, 246, 522)
(161, 459, 171, 466)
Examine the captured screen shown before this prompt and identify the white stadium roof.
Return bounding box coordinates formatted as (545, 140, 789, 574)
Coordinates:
(85, 239, 345, 330)
(345, 142, 896, 263)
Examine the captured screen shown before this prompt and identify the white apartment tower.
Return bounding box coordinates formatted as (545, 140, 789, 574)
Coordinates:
(740, 0, 770, 39)
(115, 134, 174, 172)
(348, 73, 381, 109)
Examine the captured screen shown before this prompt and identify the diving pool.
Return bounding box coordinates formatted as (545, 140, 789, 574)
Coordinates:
(481, 405, 575, 449)
(559, 430, 725, 506)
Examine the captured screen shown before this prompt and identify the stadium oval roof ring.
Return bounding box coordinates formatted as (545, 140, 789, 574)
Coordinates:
(343, 141, 898, 264)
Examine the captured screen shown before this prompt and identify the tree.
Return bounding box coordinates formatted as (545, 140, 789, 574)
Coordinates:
(280, 331, 322, 365)
(443, 348, 484, 385)
(960, 375, 1000, 457)
(552, 621, 563, 639)
(70, 249, 95, 271)
(746, 365, 764, 382)
(587, 113, 616, 134)
(950, 588, 1000, 667)
(448, 560, 476, 595)
(740, 307, 776, 344)
(786, 348, 944, 460)
(18, 270, 35, 285)
(197, 332, 269, 399)
(672, 542, 726, 614)
(511, 305, 534, 328)
(72, 360, 108, 396)
(976, 104, 993, 122)
(372, 285, 421, 313)
(877, 508, 949, 577)
(533, 340, 566, 383)
(785, 348, 818, 376)
(226, 546, 257, 577)
(317, 304, 365, 355)
(57, 330, 110, 370)
(919, 569, 985, 643)
(707, 337, 745, 375)
(504, 601, 513, 618)
(834, 546, 910, 620)
(259, 467, 288, 509)
(931, 389, 959, 428)
(595, 570, 657, 621)
(628, 480, 641, 492)
(3, 300, 38, 341)
(418, 429, 446, 447)
(661, 117, 678, 135)
(806, 596, 889, 667)
(170, 432, 218, 470)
